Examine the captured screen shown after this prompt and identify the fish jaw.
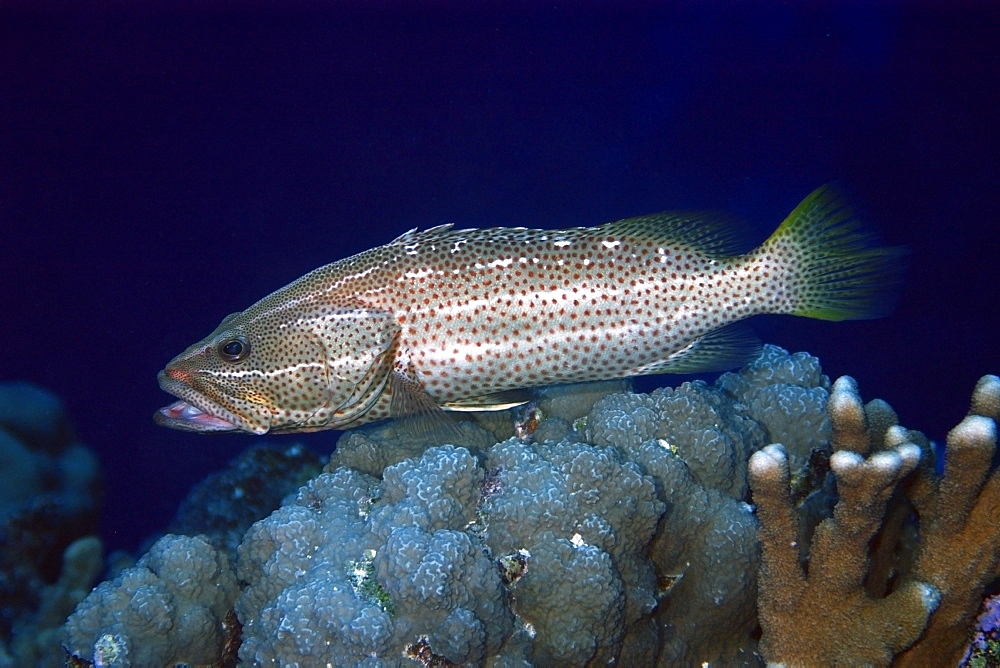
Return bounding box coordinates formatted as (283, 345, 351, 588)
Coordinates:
(154, 370, 269, 434)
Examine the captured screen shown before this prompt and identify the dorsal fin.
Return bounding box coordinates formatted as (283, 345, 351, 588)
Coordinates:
(387, 210, 752, 256)
(598, 211, 752, 257)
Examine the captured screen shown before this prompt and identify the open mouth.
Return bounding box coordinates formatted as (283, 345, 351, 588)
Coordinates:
(154, 370, 242, 433)
(154, 399, 239, 432)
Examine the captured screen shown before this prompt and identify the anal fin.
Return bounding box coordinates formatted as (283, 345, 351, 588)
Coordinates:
(630, 324, 762, 376)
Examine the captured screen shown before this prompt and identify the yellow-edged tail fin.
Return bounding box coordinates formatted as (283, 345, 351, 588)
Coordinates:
(765, 185, 908, 321)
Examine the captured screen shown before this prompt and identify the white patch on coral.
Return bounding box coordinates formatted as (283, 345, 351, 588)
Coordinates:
(657, 438, 677, 453)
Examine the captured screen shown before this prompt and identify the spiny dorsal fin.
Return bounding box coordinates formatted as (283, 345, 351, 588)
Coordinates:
(389, 223, 457, 246)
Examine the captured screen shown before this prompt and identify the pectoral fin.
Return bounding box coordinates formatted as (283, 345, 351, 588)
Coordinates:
(387, 370, 465, 440)
(388, 370, 444, 418)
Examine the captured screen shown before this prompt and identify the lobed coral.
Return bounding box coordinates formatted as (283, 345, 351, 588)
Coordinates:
(233, 439, 663, 665)
(234, 447, 508, 665)
(63, 534, 239, 666)
(0, 383, 102, 666)
(478, 438, 663, 664)
(584, 377, 778, 663)
(56, 347, 1000, 666)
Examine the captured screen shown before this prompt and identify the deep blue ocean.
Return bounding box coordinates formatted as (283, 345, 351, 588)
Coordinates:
(2, 2, 998, 554)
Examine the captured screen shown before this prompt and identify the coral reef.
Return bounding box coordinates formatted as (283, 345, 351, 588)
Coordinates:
(0, 383, 102, 666)
(56, 348, 1000, 666)
(7, 536, 103, 667)
(234, 439, 663, 665)
(63, 534, 240, 666)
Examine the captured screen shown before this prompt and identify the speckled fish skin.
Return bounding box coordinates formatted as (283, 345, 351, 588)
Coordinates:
(155, 186, 905, 434)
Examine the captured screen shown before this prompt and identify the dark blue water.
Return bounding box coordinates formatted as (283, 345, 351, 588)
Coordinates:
(2, 3, 998, 553)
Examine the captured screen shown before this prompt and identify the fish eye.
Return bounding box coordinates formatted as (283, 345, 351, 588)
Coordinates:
(219, 336, 250, 363)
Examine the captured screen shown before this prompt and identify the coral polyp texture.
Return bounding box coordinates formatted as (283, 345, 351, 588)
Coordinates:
(55, 347, 1000, 666)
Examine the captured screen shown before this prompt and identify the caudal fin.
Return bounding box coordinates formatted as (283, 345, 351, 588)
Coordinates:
(765, 186, 908, 322)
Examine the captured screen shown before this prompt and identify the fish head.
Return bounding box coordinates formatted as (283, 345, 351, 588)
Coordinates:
(155, 294, 401, 434)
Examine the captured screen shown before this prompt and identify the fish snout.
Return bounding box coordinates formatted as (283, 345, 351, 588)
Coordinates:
(164, 366, 192, 384)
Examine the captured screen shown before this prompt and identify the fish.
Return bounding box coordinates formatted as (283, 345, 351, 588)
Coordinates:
(155, 186, 905, 435)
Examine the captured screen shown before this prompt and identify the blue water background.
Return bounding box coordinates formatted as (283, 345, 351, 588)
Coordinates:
(2, 2, 998, 553)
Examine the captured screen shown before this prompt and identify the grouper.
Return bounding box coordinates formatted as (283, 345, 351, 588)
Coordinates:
(155, 186, 905, 434)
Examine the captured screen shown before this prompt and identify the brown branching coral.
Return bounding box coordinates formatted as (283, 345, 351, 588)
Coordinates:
(751, 374, 1000, 667)
(896, 375, 1000, 666)
(750, 441, 938, 665)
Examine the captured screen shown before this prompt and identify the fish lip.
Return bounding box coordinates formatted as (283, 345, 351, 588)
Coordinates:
(155, 370, 262, 434)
